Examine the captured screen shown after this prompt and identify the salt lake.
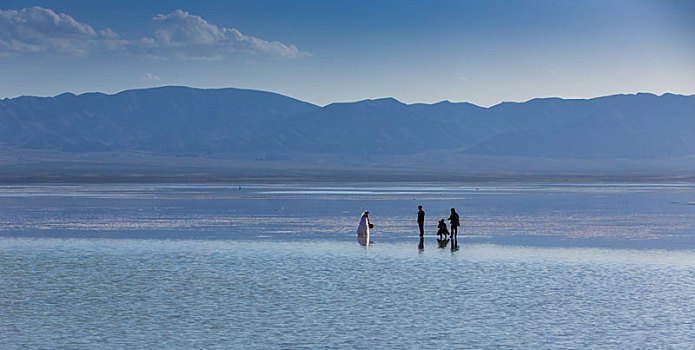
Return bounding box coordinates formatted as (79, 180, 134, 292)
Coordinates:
(1, 183, 694, 348)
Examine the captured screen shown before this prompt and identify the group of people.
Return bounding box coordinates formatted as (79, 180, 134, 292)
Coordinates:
(356, 206, 461, 248)
(420, 205, 460, 251)
(418, 205, 460, 238)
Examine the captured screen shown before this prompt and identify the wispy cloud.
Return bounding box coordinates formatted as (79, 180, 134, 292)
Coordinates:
(0, 7, 308, 59)
(142, 72, 160, 82)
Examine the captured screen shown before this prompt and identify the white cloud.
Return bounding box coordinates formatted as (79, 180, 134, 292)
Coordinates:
(0, 7, 308, 60)
(135, 10, 309, 60)
(0, 7, 125, 56)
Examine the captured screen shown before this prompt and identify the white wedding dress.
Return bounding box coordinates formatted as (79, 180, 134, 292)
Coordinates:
(356, 212, 370, 246)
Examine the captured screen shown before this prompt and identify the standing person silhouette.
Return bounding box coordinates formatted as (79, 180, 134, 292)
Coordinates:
(448, 208, 460, 239)
(417, 205, 425, 236)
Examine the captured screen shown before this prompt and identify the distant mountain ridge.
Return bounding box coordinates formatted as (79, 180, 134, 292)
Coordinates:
(0, 86, 319, 152)
(1, 86, 694, 164)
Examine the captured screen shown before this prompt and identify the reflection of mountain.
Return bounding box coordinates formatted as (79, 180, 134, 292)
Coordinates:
(1, 86, 694, 180)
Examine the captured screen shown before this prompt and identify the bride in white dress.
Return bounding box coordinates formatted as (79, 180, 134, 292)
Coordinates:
(356, 211, 373, 246)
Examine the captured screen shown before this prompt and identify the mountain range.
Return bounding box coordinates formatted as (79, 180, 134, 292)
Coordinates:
(1, 86, 694, 181)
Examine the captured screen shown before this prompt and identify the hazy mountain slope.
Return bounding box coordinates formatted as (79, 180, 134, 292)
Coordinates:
(0, 86, 319, 152)
(465, 93, 695, 158)
(254, 98, 488, 155)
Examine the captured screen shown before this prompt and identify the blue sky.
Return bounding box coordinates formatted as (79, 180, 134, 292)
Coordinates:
(1, 0, 693, 106)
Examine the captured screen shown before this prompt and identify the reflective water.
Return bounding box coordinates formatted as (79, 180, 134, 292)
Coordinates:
(2, 239, 694, 349)
(1, 183, 694, 348)
(1, 182, 694, 247)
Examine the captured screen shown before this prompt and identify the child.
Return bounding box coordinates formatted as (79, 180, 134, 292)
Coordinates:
(436, 219, 449, 237)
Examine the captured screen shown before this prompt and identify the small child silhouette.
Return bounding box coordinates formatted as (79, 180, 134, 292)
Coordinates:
(436, 219, 449, 237)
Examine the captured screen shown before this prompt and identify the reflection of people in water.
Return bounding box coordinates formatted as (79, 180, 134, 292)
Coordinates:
(437, 236, 449, 249)
(356, 211, 373, 246)
(450, 235, 459, 252)
(448, 208, 460, 238)
(436, 219, 449, 238)
(418, 236, 424, 252)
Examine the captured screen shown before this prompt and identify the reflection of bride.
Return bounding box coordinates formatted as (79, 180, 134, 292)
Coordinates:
(356, 211, 373, 246)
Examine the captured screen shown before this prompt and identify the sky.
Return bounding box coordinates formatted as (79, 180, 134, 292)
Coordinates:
(0, 0, 693, 106)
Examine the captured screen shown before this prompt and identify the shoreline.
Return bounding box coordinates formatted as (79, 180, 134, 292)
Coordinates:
(2, 174, 695, 184)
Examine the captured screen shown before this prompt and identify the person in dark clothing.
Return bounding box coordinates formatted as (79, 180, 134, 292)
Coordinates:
(417, 205, 425, 236)
(448, 208, 460, 238)
(435, 218, 449, 248)
(436, 219, 449, 237)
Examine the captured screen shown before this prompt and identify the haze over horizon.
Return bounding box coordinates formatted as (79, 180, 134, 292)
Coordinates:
(1, 0, 694, 107)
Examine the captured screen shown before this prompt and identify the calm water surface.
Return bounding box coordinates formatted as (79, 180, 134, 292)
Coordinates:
(1, 182, 694, 247)
(1, 183, 694, 348)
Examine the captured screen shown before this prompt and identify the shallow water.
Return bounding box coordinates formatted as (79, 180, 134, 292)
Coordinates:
(1, 238, 694, 349)
(1, 182, 694, 247)
(1, 183, 694, 348)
